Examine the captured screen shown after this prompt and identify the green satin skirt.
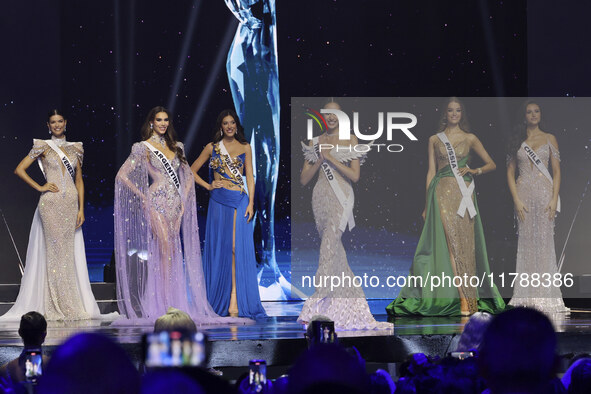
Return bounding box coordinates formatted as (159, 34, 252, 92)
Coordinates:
(386, 157, 506, 316)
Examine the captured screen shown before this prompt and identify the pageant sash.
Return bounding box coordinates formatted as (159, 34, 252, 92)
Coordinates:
(437, 133, 477, 218)
(312, 137, 355, 232)
(39, 139, 76, 181)
(521, 142, 561, 212)
(142, 141, 181, 193)
(218, 141, 246, 191)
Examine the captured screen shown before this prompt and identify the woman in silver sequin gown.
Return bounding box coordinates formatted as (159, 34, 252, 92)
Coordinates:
(2, 110, 109, 321)
(507, 101, 568, 313)
(297, 100, 392, 330)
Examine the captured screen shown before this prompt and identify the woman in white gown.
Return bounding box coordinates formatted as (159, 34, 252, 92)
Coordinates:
(2, 110, 115, 321)
(507, 101, 569, 313)
(298, 100, 392, 330)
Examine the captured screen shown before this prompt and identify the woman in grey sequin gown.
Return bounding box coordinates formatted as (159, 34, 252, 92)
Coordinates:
(297, 100, 392, 330)
(4, 110, 107, 321)
(507, 101, 568, 313)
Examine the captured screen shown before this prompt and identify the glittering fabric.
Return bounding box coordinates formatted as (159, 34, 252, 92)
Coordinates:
(297, 153, 393, 330)
(209, 143, 246, 191)
(114, 142, 250, 324)
(28, 139, 89, 320)
(433, 139, 478, 313)
(509, 141, 568, 313)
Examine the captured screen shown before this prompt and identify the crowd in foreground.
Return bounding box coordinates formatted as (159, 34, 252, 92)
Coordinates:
(0, 307, 590, 393)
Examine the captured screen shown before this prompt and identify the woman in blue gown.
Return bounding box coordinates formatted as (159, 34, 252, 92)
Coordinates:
(191, 109, 266, 319)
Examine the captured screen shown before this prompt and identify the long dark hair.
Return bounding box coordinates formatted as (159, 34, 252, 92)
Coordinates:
(47, 109, 66, 121)
(507, 100, 545, 163)
(212, 109, 247, 144)
(141, 106, 186, 163)
(437, 97, 471, 133)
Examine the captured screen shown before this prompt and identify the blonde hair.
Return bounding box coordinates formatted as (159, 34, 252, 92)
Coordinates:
(153, 307, 197, 332)
(456, 311, 493, 352)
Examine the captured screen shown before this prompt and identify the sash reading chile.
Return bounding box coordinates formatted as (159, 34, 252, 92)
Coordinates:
(522, 142, 561, 212)
(524, 145, 542, 165)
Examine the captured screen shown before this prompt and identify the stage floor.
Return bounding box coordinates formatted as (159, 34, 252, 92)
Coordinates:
(1, 300, 591, 371)
(0, 300, 392, 346)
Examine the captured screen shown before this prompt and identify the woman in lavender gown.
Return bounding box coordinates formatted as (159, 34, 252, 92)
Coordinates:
(507, 101, 568, 313)
(114, 106, 247, 324)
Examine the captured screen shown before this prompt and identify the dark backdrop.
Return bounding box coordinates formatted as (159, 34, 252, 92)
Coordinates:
(1, 1, 589, 288)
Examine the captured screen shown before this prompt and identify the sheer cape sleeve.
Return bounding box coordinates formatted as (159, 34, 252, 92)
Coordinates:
(114, 143, 150, 320)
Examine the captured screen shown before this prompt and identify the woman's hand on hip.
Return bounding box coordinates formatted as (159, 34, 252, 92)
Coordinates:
(39, 182, 59, 193)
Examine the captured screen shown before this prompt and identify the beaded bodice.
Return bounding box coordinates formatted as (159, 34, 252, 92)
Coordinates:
(209, 143, 245, 187)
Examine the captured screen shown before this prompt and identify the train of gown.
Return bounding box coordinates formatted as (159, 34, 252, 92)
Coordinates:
(386, 154, 506, 316)
(298, 141, 392, 330)
(0, 209, 117, 321)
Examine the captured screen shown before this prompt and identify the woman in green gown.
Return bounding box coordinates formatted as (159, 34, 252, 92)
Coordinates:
(386, 97, 506, 316)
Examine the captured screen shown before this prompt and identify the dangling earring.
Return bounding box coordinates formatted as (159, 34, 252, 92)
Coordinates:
(219, 129, 223, 137)
(48, 129, 52, 135)
(64, 127, 67, 133)
(150, 123, 153, 130)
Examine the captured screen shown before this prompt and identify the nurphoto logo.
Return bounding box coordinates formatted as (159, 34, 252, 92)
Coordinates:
(305, 108, 419, 152)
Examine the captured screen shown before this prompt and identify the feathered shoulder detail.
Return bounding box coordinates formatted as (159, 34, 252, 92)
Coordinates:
(301, 141, 373, 165)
